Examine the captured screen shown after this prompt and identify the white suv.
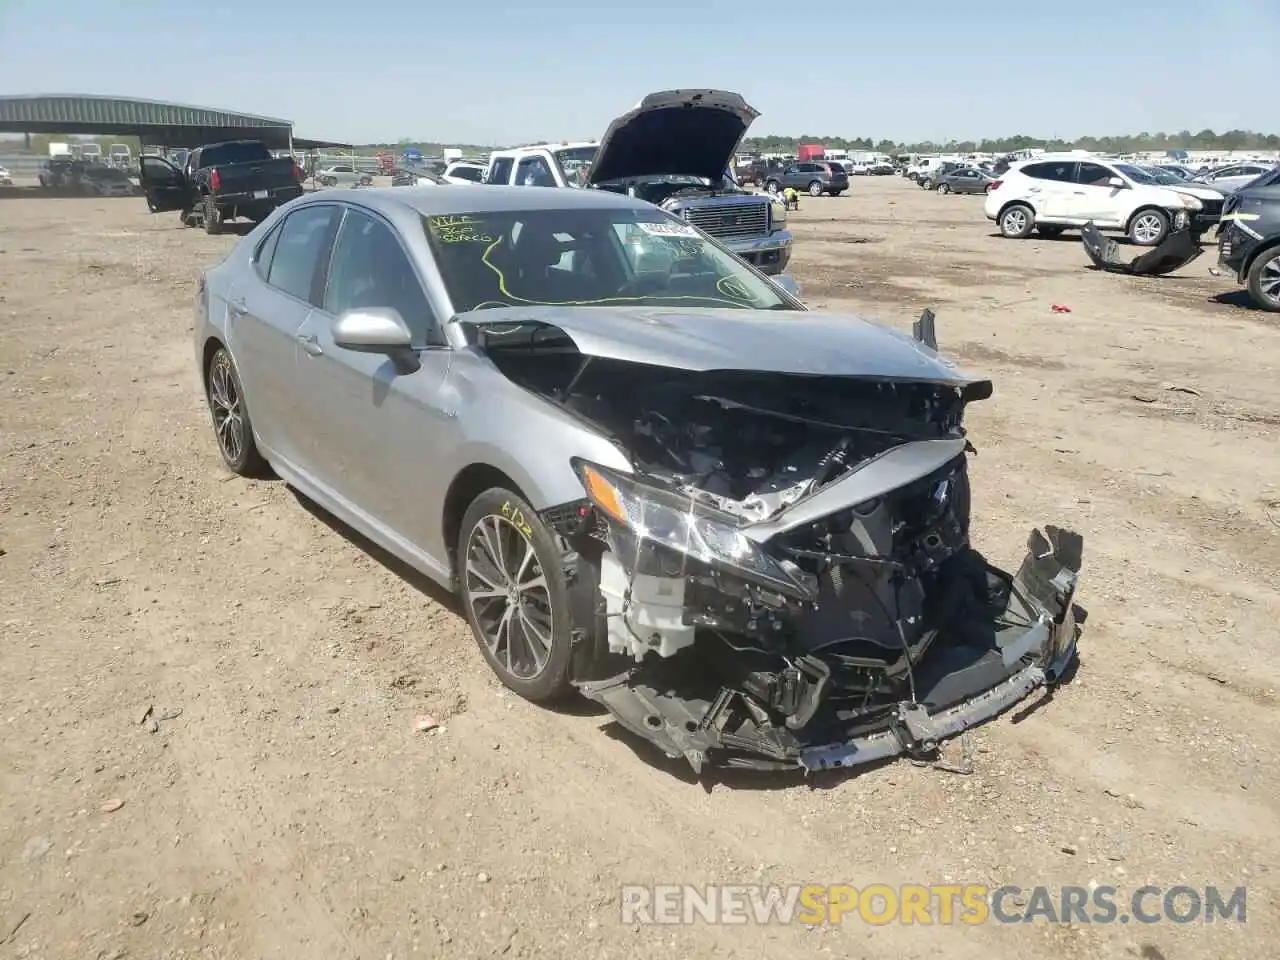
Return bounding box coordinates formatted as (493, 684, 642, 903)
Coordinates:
(984, 156, 1225, 245)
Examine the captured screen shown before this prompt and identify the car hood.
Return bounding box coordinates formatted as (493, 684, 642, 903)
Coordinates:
(1169, 183, 1224, 201)
(586, 89, 759, 186)
(456, 304, 988, 388)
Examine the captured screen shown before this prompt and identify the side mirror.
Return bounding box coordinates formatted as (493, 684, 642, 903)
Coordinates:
(332, 307, 413, 352)
(1107, 177, 1126, 189)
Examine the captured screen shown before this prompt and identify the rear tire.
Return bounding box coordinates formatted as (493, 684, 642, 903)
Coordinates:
(205, 347, 267, 477)
(456, 488, 576, 703)
(203, 196, 223, 235)
(999, 204, 1036, 239)
(1245, 248, 1280, 312)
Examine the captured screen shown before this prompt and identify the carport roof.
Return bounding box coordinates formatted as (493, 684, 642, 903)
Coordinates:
(0, 94, 350, 150)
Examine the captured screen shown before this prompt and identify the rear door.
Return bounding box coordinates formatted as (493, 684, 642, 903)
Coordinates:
(291, 205, 454, 544)
(1018, 161, 1078, 219)
(138, 155, 190, 212)
(228, 204, 341, 467)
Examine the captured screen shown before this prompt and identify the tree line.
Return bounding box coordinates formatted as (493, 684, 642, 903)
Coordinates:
(740, 130, 1280, 155)
(8, 129, 1278, 158)
(369, 129, 1279, 156)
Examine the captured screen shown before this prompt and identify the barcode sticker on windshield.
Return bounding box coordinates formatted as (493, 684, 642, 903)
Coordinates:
(637, 221, 698, 237)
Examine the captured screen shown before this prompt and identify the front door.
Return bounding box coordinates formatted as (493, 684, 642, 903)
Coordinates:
(229, 203, 341, 467)
(291, 205, 455, 549)
(138, 155, 191, 212)
(1064, 161, 1126, 225)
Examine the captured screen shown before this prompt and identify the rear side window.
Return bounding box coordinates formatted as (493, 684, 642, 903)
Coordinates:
(487, 157, 513, 185)
(253, 223, 282, 280)
(266, 205, 340, 304)
(451, 165, 485, 182)
(1022, 161, 1076, 182)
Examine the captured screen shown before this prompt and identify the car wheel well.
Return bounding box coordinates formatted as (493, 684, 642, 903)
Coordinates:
(201, 336, 225, 389)
(1125, 205, 1168, 230)
(1241, 237, 1280, 277)
(998, 199, 1035, 219)
(442, 464, 528, 567)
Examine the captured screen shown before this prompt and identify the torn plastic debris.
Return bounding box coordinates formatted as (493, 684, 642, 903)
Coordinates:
(1080, 220, 1204, 277)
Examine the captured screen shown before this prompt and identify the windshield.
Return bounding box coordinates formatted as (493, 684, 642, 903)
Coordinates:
(554, 147, 598, 187)
(1121, 164, 1183, 186)
(1114, 163, 1164, 186)
(424, 207, 798, 314)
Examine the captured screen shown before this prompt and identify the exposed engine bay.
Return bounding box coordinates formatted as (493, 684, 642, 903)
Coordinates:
(480, 325, 1086, 774)
(596, 175, 743, 209)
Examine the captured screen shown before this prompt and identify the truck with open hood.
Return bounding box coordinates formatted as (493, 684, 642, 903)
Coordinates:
(484, 90, 795, 278)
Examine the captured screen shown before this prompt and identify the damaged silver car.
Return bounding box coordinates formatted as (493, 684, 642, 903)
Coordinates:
(194, 183, 1085, 775)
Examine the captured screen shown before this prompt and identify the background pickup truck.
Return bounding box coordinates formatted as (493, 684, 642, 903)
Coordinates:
(139, 140, 304, 234)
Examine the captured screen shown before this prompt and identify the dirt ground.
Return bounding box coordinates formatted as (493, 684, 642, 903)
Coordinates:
(1, 177, 1277, 960)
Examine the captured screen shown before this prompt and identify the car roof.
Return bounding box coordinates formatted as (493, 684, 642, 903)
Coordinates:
(304, 184, 652, 218)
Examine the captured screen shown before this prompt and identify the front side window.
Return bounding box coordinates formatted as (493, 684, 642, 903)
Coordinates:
(423, 208, 799, 315)
(324, 208, 437, 344)
(1075, 162, 1114, 186)
(266, 205, 339, 304)
(450, 165, 485, 182)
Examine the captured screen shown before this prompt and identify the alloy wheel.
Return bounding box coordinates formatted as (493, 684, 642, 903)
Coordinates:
(208, 353, 245, 465)
(1002, 208, 1028, 236)
(1257, 254, 1280, 307)
(464, 515, 554, 680)
(1132, 213, 1165, 244)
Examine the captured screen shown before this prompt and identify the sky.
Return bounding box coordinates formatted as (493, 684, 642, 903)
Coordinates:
(1, 0, 1277, 146)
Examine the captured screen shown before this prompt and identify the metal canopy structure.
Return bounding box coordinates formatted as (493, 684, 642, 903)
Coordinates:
(0, 94, 351, 150)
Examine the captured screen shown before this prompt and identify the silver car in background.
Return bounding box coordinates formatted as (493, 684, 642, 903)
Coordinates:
(194, 185, 1085, 775)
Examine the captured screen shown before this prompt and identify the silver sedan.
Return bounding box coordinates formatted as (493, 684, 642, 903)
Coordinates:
(194, 185, 1085, 774)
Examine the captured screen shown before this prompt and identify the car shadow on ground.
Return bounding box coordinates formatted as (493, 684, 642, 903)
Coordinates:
(1210, 289, 1271, 312)
(284, 484, 609, 720)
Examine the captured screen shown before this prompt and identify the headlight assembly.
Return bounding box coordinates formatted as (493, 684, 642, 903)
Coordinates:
(770, 198, 788, 228)
(1174, 193, 1203, 211)
(572, 459, 810, 598)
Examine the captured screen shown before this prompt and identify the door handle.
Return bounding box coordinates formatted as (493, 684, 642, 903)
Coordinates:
(228, 298, 247, 316)
(296, 333, 323, 357)
(1072, 191, 1086, 195)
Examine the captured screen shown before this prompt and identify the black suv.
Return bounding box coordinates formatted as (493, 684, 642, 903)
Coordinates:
(1218, 166, 1280, 311)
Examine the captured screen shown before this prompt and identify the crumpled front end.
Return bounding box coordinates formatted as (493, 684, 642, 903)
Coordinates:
(515, 352, 1086, 775)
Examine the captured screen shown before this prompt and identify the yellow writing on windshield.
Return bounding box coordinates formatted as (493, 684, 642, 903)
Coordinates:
(428, 214, 495, 243)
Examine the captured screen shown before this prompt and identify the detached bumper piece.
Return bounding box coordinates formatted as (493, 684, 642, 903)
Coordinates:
(576, 526, 1085, 775)
(1080, 220, 1203, 277)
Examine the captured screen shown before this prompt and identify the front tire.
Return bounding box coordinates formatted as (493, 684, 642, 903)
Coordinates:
(1245, 248, 1280, 312)
(808, 180, 824, 197)
(1128, 208, 1169, 246)
(999, 203, 1036, 239)
(206, 347, 266, 476)
(937, 182, 951, 194)
(765, 179, 781, 194)
(457, 488, 575, 703)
